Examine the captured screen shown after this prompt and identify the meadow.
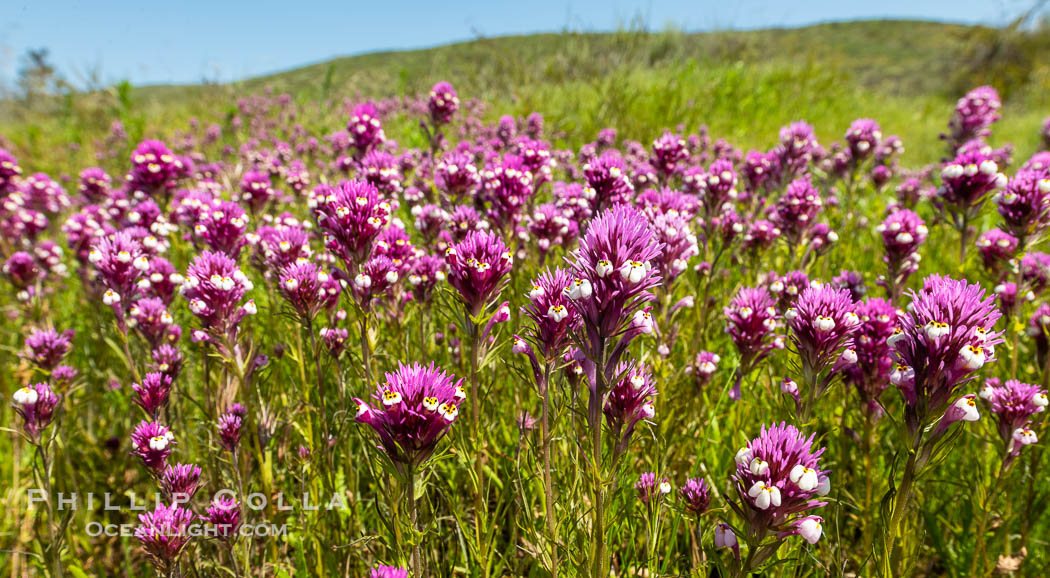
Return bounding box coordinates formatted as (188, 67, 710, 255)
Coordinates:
(2, 19, 1050, 577)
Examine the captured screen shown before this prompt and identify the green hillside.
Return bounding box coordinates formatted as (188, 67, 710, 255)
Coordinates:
(2, 19, 1048, 171)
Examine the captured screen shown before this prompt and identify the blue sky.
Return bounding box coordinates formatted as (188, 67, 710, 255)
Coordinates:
(0, 0, 1034, 87)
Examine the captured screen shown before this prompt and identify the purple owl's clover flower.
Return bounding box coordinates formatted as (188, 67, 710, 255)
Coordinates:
(181, 251, 255, 346)
(312, 179, 392, 273)
(131, 420, 176, 473)
(24, 329, 75, 371)
(354, 361, 464, 471)
(943, 86, 1002, 153)
(979, 378, 1047, 468)
(134, 502, 195, 574)
(728, 423, 829, 573)
(444, 230, 513, 318)
(204, 495, 242, 540)
(604, 361, 658, 458)
(428, 81, 459, 126)
(635, 471, 672, 504)
(995, 167, 1050, 248)
(132, 372, 174, 419)
(876, 209, 927, 301)
(784, 285, 860, 419)
(889, 275, 1003, 435)
(89, 230, 148, 328)
(724, 286, 784, 400)
(582, 151, 635, 213)
(844, 298, 899, 418)
(938, 149, 1008, 258)
(12, 383, 61, 443)
(881, 275, 1003, 568)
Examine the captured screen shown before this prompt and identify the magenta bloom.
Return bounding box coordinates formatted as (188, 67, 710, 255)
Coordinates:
(518, 268, 579, 362)
(776, 121, 819, 178)
(771, 176, 823, 245)
(128, 140, 183, 200)
(193, 200, 249, 257)
(361, 149, 404, 196)
(370, 566, 408, 578)
(354, 361, 465, 468)
(526, 203, 576, 261)
(742, 150, 780, 192)
(129, 297, 180, 348)
(204, 496, 242, 540)
(479, 155, 534, 232)
(236, 170, 276, 214)
(78, 167, 111, 202)
(135, 503, 195, 573)
(277, 260, 339, 320)
(12, 383, 60, 443)
(434, 152, 481, 202)
(445, 230, 512, 317)
(3, 251, 41, 292)
(938, 149, 1007, 223)
(877, 209, 927, 296)
(24, 329, 74, 370)
(19, 172, 71, 214)
(646, 207, 700, 285)
(313, 180, 391, 270)
(217, 410, 243, 452)
(90, 231, 146, 315)
(132, 372, 174, 418)
(980, 378, 1047, 446)
(890, 275, 1003, 433)
(635, 471, 671, 504)
(650, 131, 689, 179)
(0, 147, 22, 194)
(733, 423, 827, 540)
(352, 254, 400, 311)
(686, 351, 721, 390)
(845, 298, 899, 416)
(347, 103, 386, 155)
(406, 254, 446, 304)
(582, 151, 635, 212)
(152, 344, 183, 381)
(995, 167, 1050, 244)
(428, 81, 460, 125)
(975, 228, 1019, 274)
(680, 477, 711, 515)
(604, 361, 658, 454)
(725, 287, 783, 399)
(845, 118, 882, 160)
(567, 205, 662, 365)
(945, 86, 1002, 150)
(160, 463, 202, 500)
(785, 286, 859, 392)
(254, 224, 313, 271)
(131, 420, 176, 472)
(181, 251, 255, 342)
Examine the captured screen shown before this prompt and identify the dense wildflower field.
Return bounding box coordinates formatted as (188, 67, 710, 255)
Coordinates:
(3, 68, 1050, 578)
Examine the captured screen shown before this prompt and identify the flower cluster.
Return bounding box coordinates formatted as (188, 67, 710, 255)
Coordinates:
(732, 423, 828, 542)
(890, 275, 1003, 431)
(979, 378, 1047, 450)
(12, 383, 61, 443)
(444, 230, 513, 317)
(635, 471, 672, 504)
(725, 287, 783, 399)
(604, 362, 658, 454)
(355, 362, 465, 468)
(313, 180, 392, 269)
(181, 251, 255, 343)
